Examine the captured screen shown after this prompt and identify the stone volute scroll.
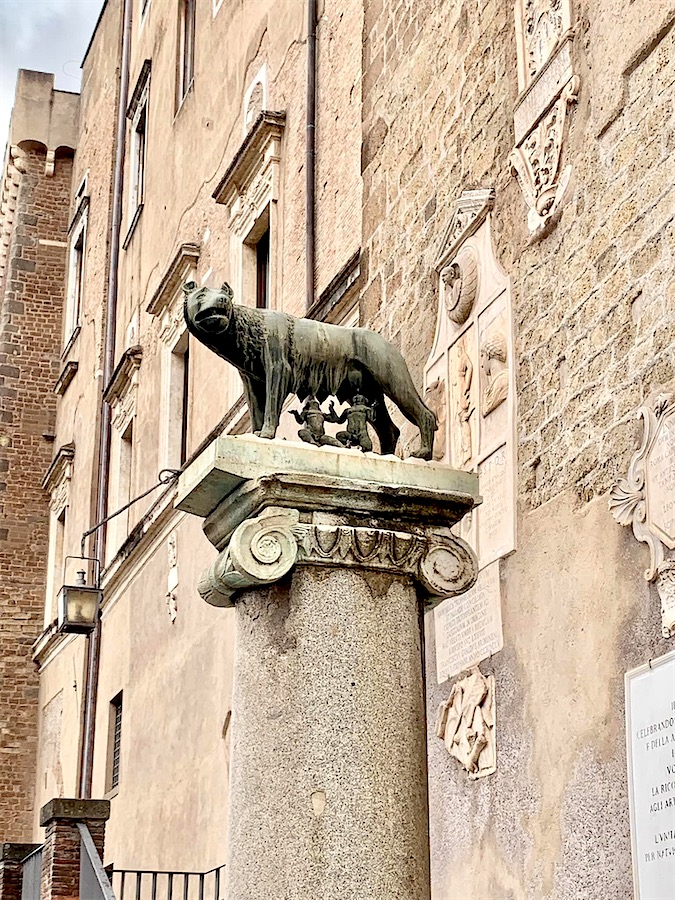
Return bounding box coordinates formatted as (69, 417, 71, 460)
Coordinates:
(197, 505, 478, 608)
(610, 384, 675, 637)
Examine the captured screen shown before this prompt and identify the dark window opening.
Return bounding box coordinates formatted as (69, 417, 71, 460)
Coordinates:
(256, 228, 270, 309)
(109, 693, 123, 792)
(180, 343, 190, 465)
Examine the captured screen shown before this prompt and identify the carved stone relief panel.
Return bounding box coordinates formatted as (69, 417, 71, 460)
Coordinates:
(435, 667, 496, 779)
(424, 189, 516, 572)
(425, 191, 513, 683)
(511, 0, 578, 232)
(610, 384, 675, 637)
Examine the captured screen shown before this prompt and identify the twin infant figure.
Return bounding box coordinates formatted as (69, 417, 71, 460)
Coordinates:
(291, 395, 377, 453)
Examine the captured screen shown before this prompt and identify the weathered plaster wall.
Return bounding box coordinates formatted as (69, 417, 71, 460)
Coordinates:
(32, 0, 364, 872)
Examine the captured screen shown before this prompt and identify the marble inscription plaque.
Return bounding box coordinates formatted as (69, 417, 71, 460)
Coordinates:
(477, 445, 510, 567)
(434, 562, 503, 684)
(647, 410, 675, 549)
(514, 37, 573, 143)
(625, 651, 675, 900)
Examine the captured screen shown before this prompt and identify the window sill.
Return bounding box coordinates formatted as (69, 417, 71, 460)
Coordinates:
(173, 80, 194, 123)
(103, 786, 119, 801)
(122, 203, 144, 251)
(61, 325, 81, 361)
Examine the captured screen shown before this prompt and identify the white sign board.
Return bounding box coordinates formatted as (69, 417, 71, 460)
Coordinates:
(626, 650, 675, 900)
(434, 561, 503, 684)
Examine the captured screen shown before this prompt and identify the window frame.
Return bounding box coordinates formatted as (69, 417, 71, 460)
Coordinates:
(177, 0, 196, 108)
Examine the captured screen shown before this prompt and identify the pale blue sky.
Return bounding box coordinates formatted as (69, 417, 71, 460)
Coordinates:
(0, 0, 105, 152)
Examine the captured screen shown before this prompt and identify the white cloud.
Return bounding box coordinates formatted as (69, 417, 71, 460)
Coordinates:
(0, 0, 105, 151)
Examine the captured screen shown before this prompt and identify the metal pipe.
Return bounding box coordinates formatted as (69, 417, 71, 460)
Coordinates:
(305, 0, 317, 310)
(79, 0, 133, 798)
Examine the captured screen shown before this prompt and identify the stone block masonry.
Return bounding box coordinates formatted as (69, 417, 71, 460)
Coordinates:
(0, 148, 72, 840)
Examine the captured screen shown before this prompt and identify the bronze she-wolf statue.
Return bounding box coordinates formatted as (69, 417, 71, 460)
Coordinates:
(183, 281, 437, 459)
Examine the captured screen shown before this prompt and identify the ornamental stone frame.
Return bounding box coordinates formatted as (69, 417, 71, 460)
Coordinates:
(425, 189, 514, 686)
(511, 0, 579, 232)
(610, 383, 675, 638)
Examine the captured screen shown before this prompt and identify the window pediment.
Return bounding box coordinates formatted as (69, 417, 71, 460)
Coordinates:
(104, 346, 142, 431)
(42, 442, 75, 513)
(212, 111, 285, 237)
(147, 242, 200, 344)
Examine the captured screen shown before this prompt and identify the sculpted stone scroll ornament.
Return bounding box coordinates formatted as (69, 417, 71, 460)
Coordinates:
(436, 667, 496, 779)
(183, 282, 437, 459)
(610, 389, 675, 637)
(510, 76, 579, 232)
(198, 508, 478, 608)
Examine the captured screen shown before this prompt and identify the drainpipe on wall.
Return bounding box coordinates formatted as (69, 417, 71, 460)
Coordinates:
(306, 0, 317, 311)
(79, 0, 133, 799)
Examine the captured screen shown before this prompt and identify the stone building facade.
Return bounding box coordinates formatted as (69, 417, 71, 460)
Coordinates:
(0, 0, 673, 897)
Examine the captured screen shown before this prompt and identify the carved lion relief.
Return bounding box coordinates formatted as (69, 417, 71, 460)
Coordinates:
(436, 667, 496, 779)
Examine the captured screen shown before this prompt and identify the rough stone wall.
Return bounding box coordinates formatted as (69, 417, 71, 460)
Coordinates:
(0, 148, 72, 840)
(361, 1, 675, 898)
(314, 0, 363, 301)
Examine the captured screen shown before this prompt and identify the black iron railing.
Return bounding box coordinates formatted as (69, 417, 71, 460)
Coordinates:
(110, 865, 226, 900)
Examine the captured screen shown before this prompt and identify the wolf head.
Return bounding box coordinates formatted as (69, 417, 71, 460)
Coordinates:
(183, 281, 235, 336)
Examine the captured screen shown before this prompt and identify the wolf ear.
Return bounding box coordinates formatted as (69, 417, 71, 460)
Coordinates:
(220, 282, 234, 301)
(182, 281, 197, 296)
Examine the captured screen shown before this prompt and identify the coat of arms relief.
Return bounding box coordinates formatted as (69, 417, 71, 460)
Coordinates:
(512, 0, 578, 232)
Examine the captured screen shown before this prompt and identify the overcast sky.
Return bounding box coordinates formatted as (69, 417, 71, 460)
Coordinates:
(0, 0, 105, 153)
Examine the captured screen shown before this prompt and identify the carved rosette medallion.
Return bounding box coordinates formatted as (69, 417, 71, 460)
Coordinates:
(436, 667, 496, 779)
(610, 388, 675, 637)
(198, 507, 478, 608)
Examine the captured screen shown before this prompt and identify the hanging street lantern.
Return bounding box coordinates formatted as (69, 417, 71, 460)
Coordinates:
(57, 557, 102, 634)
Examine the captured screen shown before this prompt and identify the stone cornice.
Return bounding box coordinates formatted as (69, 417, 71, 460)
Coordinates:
(147, 242, 200, 315)
(42, 442, 75, 492)
(212, 111, 286, 204)
(126, 59, 152, 121)
(103, 345, 143, 405)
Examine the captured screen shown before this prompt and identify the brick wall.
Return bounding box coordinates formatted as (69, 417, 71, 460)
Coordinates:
(0, 148, 72, 840)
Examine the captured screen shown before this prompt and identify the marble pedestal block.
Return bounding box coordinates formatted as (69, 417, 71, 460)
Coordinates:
(176, 436, 480, 900)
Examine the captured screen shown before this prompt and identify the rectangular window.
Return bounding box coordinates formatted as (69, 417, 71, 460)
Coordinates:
(44, 508, 66, 627)
(107, 693, 123, 793)
(65, 212, 87, 342)
(130, 102, 147, 216)
(256, 227, 270, 309)
(177, 0, 196, 105)
(164, 332, 190, 468)
(243, 206, 271, 309)
(119, 420, 134, 535)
